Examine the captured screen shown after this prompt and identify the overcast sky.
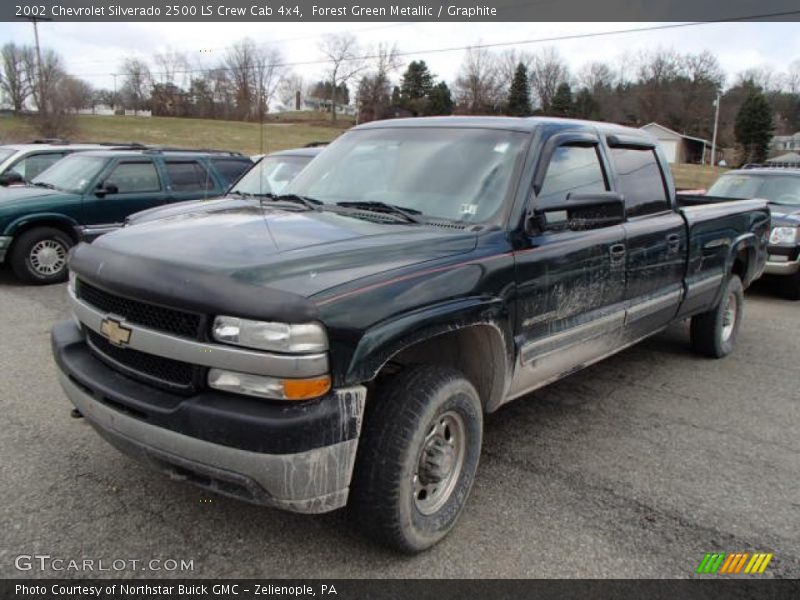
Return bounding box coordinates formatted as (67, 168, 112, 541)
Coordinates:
(0, 21, 798, 92)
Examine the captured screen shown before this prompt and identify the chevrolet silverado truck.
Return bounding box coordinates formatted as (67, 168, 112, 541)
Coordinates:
(0, 148, 251, 284)
(52, 117, 769, 553)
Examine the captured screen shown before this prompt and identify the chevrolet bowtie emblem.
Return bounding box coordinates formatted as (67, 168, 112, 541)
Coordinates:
(100, 318, 132, 347)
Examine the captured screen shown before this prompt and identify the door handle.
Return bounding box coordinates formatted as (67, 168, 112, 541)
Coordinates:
(666, 233, 681, 252)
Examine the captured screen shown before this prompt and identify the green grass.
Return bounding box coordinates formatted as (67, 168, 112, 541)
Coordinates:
(671, 163, 728, 190)
(0, 112, 353, 155)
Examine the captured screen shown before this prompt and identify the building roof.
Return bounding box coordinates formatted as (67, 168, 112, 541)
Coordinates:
(640, 122, 712, 146)
(766, 152, 800, 164)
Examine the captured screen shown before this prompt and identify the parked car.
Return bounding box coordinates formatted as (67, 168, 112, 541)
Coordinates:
(0, 148, 251, 284)
(0, 141, 139, 187)
(704, 167, 800, 299)
(124, 146, 322, 227)
(52, 117, 769, 552)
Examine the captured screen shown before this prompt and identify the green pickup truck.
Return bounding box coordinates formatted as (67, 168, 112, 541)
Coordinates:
(0, 148, 251, 284)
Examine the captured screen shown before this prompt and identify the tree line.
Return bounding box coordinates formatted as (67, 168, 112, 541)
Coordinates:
(1, 35, 798, 162)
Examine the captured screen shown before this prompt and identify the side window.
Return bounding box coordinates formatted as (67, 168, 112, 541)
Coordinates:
(11, 153, 65, 179)
(211, 158, 251, 185)
(537, 145, 608, 209)
(609, 148, 669, 218)
(164, 161, 215, 192)
(104, 161, 161, 194)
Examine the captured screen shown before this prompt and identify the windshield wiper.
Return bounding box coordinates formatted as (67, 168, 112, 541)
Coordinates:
(335, 201, 424, 224)
(270, 193, 323, 211)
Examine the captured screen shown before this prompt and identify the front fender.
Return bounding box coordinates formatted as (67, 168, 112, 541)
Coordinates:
(343, 295, 513, 392)
(3, 212, 80, 238)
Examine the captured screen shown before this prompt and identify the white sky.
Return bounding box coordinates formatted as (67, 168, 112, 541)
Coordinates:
(0, 21, 798, 92)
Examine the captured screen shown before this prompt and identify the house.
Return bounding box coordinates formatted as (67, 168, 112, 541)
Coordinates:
(770, 132, 800, 153)
(639, 122, 716, 165)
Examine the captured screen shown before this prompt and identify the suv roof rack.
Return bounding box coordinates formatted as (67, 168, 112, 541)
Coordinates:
(742, 162, 800, 170)
(28, 138, 71, 145)
(140, 146, 245, 156)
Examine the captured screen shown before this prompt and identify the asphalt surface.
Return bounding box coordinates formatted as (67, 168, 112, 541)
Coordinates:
(1, 268, 798, 579)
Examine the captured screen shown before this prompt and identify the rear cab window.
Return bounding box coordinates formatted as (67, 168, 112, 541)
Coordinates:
(609, 147, 670, 218)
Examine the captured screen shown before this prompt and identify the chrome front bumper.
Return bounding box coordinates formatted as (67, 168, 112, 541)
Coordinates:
(764, 258, 800, 276)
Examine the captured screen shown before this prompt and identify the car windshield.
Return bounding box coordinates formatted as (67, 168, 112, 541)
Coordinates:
(707, 173, 800, 205)
(230, 155, 312, 196)
(31, 154, 109, 194)
(284, 127, 529, 223)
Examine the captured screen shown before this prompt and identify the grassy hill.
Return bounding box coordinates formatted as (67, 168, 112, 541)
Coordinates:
(0, 112, 353, 155)
(0, 113, 726, 188)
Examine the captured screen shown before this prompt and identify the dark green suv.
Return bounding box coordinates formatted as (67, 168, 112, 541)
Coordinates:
(0, 148, 252, 284)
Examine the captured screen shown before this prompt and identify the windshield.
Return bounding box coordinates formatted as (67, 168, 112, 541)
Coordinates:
(31, 154, 109, 194)
(707, 173, 800, 206)
(284, 127, 529, 223)
(230, 155, 312, 196)
(0, 148, 15, 164)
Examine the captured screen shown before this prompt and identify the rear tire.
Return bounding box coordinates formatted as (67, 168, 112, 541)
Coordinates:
(777, 273, 800, 301)
(349, 366, 483, 553)
(9, 227, 73, 285)
(690, 274, 743, 358)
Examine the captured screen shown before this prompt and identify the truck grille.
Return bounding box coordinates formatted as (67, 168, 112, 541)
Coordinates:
(87, 329, 197, 392)
(77, 279, 203, 339)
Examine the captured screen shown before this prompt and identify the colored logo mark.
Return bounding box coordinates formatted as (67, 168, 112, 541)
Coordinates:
(696, 552, 773, 574)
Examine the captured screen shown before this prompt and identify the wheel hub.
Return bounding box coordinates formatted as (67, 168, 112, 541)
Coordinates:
(412, 411, 466, 515)
(721, 291, 737, 342)
(419, 438, 456, 485)
(29, 239, 66, 276)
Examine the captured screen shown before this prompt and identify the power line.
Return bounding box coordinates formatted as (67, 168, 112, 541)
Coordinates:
(64, 11, 800, 81)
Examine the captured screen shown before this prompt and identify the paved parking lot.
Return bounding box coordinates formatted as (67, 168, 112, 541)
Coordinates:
(1, 268, 798, 579)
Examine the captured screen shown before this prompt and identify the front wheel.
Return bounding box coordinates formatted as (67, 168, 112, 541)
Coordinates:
(349, 366, 483, 553)
(690, 274, 744, 358)
(9, 227, 73, 285)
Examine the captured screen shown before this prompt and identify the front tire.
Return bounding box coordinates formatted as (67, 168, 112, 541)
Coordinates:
(9, 227, 73, 285)
(349, 366, 483, 553)
(690, 274, 744, 358)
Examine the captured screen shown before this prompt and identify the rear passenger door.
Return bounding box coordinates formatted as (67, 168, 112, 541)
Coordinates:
(83, 159, 165, 226)
(509, 133, 627, 400)
(607, 139, 686, 334)
(162, 159, 217, 205)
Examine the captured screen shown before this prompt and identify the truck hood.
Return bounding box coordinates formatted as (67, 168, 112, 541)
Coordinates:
(768, 203, 800, 227)
(125, 195, 247, 225)
(89, 204, 478, 301)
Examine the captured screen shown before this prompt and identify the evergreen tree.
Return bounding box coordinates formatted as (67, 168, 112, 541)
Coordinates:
(428, 81, 454, 115)
(506, 62, 531, 116)
(400, 60, 434, 114)
(573, 87, 600, 120)
(549, 82, 574, 117)
(735, 90, 774, 164)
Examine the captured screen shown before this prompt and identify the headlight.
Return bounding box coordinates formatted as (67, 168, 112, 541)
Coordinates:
(208, 368, 331, 400)
(769, 226, 799, 246)
(212, 316, 327, 353)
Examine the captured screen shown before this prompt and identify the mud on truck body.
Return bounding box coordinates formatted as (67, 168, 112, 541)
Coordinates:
(52, 117, 769, 552)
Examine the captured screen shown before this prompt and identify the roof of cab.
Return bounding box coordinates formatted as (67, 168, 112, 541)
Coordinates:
(353, 115, 652, 138)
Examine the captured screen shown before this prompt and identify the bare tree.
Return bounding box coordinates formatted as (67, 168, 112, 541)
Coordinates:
(498, 49, 534, 95)
(154, 48, 190, 90)
(253, 45, 287, 115)
(224, 39, 258, 119)
(59, 76, 94, 113)
(577, 61, 616, 94)
(454, 45, 503, 114)
(786, 59, 800, 94)
(735, 65, 780, 93)
(529, 47, 569, 112)
(0, 43, 33, 114)
(278, 72, 305, 109)
(357, 42, 401, 121)
(318, 33, 366, 121)
(120, 58, 152, 113)
(23, 47, 65, 116)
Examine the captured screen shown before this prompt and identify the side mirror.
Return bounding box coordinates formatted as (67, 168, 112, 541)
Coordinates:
(0, 171, 25, 186)
(95, 182, 119, 197)
(527, 191, 625, 233)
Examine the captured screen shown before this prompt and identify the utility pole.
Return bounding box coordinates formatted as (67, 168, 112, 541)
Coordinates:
(710, 92, 721, 167)
(17, 15, 52, 117)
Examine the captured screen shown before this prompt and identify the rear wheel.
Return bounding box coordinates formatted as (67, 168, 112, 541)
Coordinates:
(349, 366, 483, 553)
(690, 274, 743, 358)
(9, 227, 73, 285)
